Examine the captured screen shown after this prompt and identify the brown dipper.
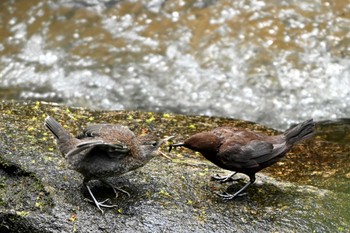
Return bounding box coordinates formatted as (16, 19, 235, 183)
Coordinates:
(169, 119, 315, 199)
(45, 116, 173, 213)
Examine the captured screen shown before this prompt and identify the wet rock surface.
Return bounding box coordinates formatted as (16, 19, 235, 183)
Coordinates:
(0, 101, 349, 232)
(1, 0, 350, 128)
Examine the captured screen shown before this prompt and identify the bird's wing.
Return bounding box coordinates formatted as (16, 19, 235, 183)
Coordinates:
(77, 124, 135, 141)
(65, 139, 130, 158)
(77, 124, 114, 138)
(241, 140, 275, 163)
(217, 140, 275, 168)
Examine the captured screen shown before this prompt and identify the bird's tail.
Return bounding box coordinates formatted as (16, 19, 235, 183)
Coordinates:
(284, 119, 315, 145)
(44, 116, 73, 144)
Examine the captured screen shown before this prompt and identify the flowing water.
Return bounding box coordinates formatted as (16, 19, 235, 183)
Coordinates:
(0, 2, 349, 230)
(0, 0, 349, 129)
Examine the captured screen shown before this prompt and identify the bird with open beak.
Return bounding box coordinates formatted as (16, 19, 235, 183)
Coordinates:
(45, 116, 173, 213)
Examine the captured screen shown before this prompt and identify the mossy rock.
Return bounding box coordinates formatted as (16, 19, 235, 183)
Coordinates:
(0, 101, 349, 232)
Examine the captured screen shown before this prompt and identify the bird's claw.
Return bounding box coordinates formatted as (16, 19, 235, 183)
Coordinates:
(214, 191, 247, 200)
(211, 172, 240, 183)
(211, 174, 233, 183)
(112, 186, 130, 198)
(95, 200, 118, 214)
(214, 191, 235, 200)
(100, 180, 131, 198)
(85, 183, 121, 213)
(85, 198, 118, 214)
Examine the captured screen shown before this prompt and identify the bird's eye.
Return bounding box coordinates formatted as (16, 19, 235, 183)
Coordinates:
(147, 141, 157, 147)
(152, 141, 158, 147)
(142, 140, 158, 147)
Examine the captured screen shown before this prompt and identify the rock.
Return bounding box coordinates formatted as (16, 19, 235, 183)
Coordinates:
(0, 101, 349, 232)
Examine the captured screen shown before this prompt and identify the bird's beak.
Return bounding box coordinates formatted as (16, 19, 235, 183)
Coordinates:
(156, 136, 175, 159)
(160, 135, 175, 145)
(168, 142, 185, 152)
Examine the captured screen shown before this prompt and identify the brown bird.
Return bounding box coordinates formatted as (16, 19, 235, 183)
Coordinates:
(169, 119, 315, 200)
(44, 116, 173, 213)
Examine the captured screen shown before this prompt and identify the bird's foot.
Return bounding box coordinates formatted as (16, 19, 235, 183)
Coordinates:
(214, 180, 252, 200)
(85, 184, 118, 214)
(111, 186, 130, 198)
(211, 172, 241, 183)
(85, 198, 118, 214)
(214, 191, 247, 200)
(100, 180, 130, 198)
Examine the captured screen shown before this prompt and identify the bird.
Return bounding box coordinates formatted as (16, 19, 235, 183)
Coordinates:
(169, 119, 315, 200)
(44, 116, 173, 213)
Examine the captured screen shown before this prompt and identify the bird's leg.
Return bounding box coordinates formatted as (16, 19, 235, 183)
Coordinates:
(215, 175, 256, 200)
(211, 172, 243, 183)
(84, 182, 118, 213)
(100, 179, 130, 198)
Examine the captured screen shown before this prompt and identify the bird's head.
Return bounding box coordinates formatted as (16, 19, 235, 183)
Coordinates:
(169, 132, 220, 154)
(138, 135, 174, 160)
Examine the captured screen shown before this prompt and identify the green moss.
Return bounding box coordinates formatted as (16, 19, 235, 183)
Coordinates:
(16, 211, 29, 217)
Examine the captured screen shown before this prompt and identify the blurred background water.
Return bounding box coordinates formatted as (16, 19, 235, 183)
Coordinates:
(0, 0, 349, 129)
